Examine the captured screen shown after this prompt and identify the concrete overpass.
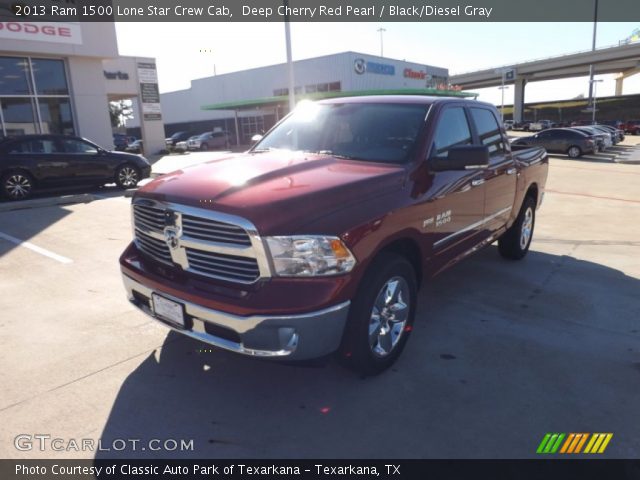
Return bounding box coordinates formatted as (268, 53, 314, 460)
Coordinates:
(450, 42, 640, 121)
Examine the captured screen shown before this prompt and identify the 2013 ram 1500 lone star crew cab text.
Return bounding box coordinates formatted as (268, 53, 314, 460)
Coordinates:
(120, 96, 548, 374)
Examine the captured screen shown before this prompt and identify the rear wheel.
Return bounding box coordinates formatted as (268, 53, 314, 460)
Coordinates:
(2, 171, 34, 200)
(498, 196, 536, 260)
(567, 146, 582, 158)
(339, 252, 417, 375)
(115, 164, 140, 189)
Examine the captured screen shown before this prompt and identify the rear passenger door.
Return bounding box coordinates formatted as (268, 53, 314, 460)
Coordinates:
(534, 130, 560, 152)
(5, 137, 69, 185)
(469, 107, 516, 234)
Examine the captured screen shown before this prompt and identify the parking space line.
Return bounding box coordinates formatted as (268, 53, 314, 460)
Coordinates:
(0, 231, 72, 264)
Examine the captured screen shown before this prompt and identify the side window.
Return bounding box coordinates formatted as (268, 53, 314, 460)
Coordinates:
(8, 139, 60, 154)
(62, 139, 98, 154)
(431, 107, 472, 158)
(470, 108, 506, 156)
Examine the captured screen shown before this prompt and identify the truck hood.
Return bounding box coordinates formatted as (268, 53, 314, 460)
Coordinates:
(136, 150, 405, 234)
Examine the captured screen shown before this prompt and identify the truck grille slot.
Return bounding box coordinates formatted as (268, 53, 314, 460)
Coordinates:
(133, 204, 165, 232)
(135, 230, 173, 264)
(186, 249, 260, 283)
(182, 214, 251, 246)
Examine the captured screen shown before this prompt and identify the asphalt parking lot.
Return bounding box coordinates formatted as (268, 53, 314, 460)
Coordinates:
(0, 141, 639, 459)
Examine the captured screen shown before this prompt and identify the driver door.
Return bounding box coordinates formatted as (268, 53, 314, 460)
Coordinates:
(59, 138, 110, 182)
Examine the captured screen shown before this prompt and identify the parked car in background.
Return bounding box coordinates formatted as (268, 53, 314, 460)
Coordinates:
(622, 120, 640, 135)
(504, 120, 515, 130)
(513, 120, 533, 131)
(594, 124, 624, 142)
(165, 131, 192, 150)
(174, 135, 199, 154)
(570, 126, 610, 151)
(511, 128, 596, 158)
(0, 135, 151, 200)
(125, 139, 144, 154)
(113, 133, 136, 151)
(188, 131, 231, 151)
(529, 120, 553, 132)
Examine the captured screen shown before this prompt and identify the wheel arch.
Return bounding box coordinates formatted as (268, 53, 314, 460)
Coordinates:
(373, 237, 424, 288)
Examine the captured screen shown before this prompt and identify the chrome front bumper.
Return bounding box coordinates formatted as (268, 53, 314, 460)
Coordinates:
(122, 274, 350, 360)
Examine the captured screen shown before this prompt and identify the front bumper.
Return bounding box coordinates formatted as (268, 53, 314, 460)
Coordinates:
(122, 273, 350, 360)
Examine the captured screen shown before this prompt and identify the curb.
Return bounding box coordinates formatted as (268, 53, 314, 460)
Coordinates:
(0, 193, 94, 212)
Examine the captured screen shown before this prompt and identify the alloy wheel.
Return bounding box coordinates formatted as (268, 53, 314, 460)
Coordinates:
(368, 276, 410, 358)
(118, 167, 138, 188)
(5, 174, 32, 199)
(520, 207, 534, 250)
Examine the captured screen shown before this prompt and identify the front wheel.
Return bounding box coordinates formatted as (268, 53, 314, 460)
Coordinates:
(339, 252, 417, 375)
(115, 164, 140, 189)
(2, 171, 34, 200)
(200, 143, 209, 151)
(498, 196, 536, 260)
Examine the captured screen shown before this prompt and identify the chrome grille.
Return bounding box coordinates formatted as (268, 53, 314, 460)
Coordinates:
(135, 230, 172, 264)
(182, 214, 251, 246)
(131, 200, 269, 284)
(186, 249, 260, 283)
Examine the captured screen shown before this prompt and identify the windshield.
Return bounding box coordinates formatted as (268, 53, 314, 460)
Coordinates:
(253, 102, 429, 164)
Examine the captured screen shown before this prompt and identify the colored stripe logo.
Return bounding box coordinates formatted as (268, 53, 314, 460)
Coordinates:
(537, 433, 612, 454)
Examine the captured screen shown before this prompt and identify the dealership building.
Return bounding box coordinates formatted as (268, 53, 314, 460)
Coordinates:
(0, 21, 166, 154)
(0, 19, 465, 153)
(128, 52, 461, 146)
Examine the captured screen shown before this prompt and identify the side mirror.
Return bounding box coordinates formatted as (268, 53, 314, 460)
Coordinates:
(430, 145, 489, 172)
(250, 134, 263, 145)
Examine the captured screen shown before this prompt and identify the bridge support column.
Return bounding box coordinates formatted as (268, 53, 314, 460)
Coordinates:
(513, 77, 527, 123)
(615, 67, 640, 96)
(615, 77, 624, 96)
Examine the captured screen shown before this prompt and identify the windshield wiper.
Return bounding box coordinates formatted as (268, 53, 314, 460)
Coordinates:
(315, 150, 360, 160)
(251, 147, 272, 153)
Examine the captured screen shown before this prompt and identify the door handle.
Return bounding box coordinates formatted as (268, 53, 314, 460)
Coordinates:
(506, 168, 517, 175)
(471, 179, 485, 187)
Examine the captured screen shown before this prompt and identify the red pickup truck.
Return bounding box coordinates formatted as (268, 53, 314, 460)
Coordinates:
(120, 96, 548, 374)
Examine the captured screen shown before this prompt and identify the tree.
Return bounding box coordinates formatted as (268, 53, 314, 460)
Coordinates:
(109, 100, 133, 128)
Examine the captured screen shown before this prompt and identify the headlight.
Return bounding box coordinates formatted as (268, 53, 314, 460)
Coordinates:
(265, 236, 356, 277)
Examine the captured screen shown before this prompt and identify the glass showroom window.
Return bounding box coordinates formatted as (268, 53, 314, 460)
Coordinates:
(0, 56, 75, 137)
(1, 98, 38, 136)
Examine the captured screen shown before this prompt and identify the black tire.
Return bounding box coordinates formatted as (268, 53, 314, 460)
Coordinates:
(200, 143, 209, 151)
(339, 252, 417, 375)
(567, 145, 582, 158)
(2, 171, 35, 200)
(115, 164, 140, 189)
(498, 196, 536, 260)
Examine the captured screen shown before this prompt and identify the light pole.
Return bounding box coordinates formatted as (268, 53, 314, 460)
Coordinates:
(587, 0, 599, 109)
(377, 27, 386, 57)
(283, 0, 295, 113)
(590, 78, 603, 124)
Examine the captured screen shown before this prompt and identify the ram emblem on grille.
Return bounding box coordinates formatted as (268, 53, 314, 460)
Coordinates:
(163, 226, 180, 249)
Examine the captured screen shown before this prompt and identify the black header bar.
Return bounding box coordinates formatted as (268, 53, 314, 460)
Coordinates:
(2, 0, 640, 22)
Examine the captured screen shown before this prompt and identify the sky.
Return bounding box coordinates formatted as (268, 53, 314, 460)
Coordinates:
(114, 21, 640, 106)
